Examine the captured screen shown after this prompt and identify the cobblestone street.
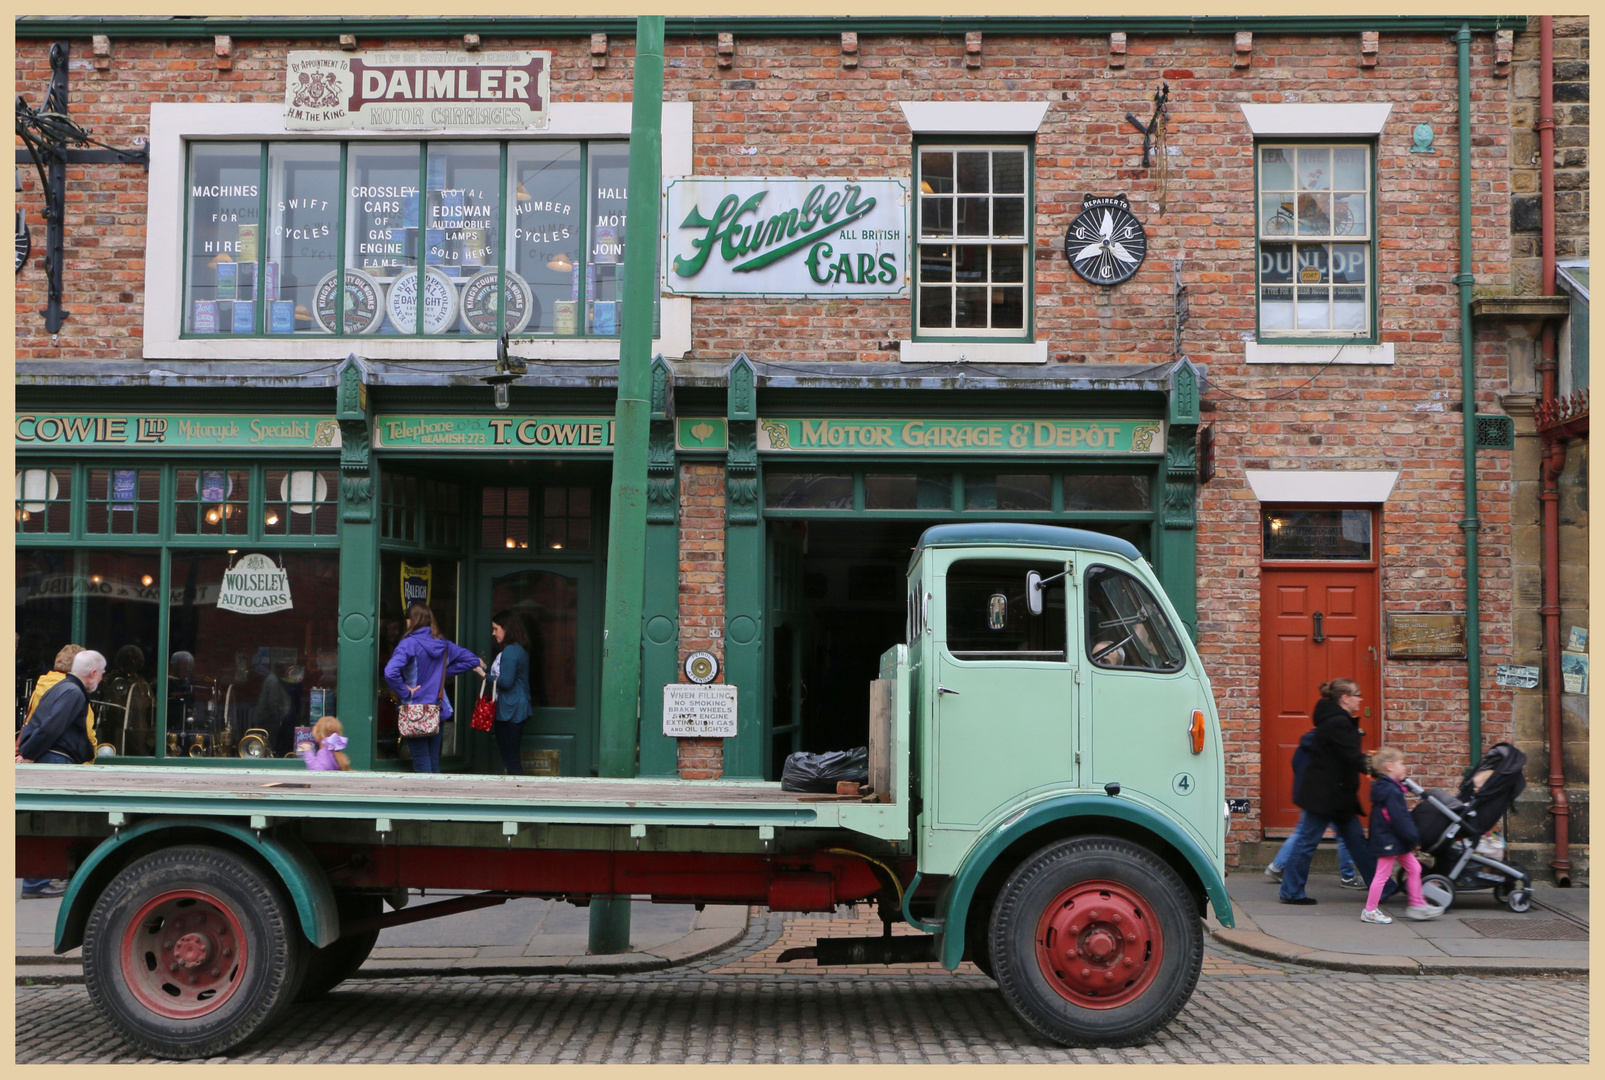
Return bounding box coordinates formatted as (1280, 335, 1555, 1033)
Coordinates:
(16, 912, 1588, 1064)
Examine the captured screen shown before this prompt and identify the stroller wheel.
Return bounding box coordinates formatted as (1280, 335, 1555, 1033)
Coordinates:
(1420, 874, 1455, 911)
(1505, 888, 1533, 913)
(1493, 862, 1530, 906)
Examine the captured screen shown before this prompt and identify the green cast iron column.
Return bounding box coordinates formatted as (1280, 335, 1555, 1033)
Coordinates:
(1456, 23, 1484, 762)
(598, 15, 664, 778)
(721, 355, 765, 779)
(638, 357, 681, 777)
(591, 15, 664, 954)
(333, 356, 377, 771)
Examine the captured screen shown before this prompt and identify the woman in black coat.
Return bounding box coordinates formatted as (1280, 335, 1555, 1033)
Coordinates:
(1278, 678, 1382, 904)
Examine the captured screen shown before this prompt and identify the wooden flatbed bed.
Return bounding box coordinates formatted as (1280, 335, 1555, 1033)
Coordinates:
(14, 765, 904, 835)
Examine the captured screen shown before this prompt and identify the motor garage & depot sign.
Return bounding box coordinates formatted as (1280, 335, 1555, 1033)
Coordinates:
(285, 51, 550, 132)
(664, 178, 909, 297)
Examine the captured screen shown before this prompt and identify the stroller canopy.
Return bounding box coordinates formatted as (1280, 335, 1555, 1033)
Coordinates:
(1457, 742, 1527, 836)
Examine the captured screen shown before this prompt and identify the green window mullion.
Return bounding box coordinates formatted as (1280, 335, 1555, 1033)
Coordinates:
(577, 143, 588, 339)
(335, 143, 349, 338)
(496, 141, 508, 340)
(416, 143, 428, 337)
(852, 473, 865, 512)
(247, 463, 265, 542)
(70, 461, 87, 538)
(951, 472, 964, 512)
(181, 143, 195, 337)
(1051, 472, 1065, 513)
(154, 544, 172, 760)
(70, 548, 87, 645)
(256, 144, 268, 335)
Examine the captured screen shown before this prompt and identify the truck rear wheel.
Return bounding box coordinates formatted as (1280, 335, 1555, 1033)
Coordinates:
(82, 844, 305, 1059)
(296, 894, 382, 1000)
(989, 836, 1202, 1047)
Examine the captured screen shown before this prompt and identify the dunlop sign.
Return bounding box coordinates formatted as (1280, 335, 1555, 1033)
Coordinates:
(753, 418, 1165, 455)
(664, 178, 910, 297)
(284, 51, 550, 132)
(375, 415, 615, 452)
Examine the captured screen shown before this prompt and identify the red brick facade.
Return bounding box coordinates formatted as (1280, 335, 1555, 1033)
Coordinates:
(676, 464, 726, 780)
(15, 21, 1536, 860)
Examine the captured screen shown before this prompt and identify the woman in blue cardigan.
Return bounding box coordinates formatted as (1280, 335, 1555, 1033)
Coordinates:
(489, 609, 533, 776)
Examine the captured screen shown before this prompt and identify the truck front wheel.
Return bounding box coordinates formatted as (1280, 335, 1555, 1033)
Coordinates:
(82, 845, 305, 1059)
(989, 836, 1202, 1047)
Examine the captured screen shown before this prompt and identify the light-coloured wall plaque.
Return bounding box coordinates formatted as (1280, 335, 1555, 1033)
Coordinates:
(1386, 613, 1467, 659)
(662, 684, 738, 738)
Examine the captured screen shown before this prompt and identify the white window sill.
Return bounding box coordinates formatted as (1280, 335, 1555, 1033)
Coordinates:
(1245, 341, 1394, 365)
(899, 340, 1048, 364)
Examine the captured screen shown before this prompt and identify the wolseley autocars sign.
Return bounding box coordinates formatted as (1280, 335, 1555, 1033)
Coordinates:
(284, 51, 550, 132)
(663, 178, 909, 297)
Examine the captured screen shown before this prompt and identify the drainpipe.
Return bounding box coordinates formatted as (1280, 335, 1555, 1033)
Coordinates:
(1535, 15, 1572, 883)
(1454, 23, 1483, 764)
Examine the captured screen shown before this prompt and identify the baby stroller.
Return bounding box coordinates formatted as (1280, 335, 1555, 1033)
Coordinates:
(1404, 742, 1533, 913)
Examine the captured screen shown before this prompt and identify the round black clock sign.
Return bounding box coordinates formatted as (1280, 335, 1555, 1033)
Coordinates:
(1065, 194, 1147, 285)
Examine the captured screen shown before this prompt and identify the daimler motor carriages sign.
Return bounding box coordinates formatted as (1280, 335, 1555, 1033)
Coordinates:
(284, 51, 550, 132)
(664, 178, 909, 297)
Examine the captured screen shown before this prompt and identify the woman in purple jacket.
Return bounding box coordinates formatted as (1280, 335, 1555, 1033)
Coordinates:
(383, 604, 484, 773)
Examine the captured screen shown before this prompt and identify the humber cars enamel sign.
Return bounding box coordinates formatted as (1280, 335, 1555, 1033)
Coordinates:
(663, 178, 910, 297)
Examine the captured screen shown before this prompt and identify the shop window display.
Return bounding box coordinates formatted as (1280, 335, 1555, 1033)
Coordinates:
(166, 551, 340, 759)
(183, 138, 635, 340)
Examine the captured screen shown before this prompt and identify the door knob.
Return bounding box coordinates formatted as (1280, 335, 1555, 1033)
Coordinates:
(936, 684, 961, 696)
(1312, 611, 1325, 644)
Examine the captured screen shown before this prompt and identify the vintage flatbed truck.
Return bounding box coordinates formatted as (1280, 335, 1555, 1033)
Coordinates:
(15, 524, 1233, 1059)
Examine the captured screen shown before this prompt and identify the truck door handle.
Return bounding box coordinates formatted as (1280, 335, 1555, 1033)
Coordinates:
(936, 685, 960, 696)
(1312, 611, 1325, 644)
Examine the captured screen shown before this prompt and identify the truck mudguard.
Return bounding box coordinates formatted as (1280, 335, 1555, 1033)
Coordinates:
(935, 796, 1235, 970)
(55, 818, 340, 954)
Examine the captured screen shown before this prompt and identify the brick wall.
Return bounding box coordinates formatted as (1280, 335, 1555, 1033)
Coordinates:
(16, 26, 1525, 848)
(676, 463, 725, 779)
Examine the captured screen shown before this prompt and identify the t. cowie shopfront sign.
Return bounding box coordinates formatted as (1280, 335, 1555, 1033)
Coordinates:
(284, 51, 550, 132)
(663, 178, 910, 297)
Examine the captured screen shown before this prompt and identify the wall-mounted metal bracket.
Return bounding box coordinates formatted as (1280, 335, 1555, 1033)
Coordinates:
(15, 41, 151, 334)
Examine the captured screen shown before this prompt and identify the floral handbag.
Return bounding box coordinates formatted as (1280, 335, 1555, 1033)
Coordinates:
(469, 675, 496, 733)
(396, 659, 447, 738)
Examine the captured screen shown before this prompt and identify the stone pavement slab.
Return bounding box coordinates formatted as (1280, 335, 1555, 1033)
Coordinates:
(1212, 874, 1588, 974)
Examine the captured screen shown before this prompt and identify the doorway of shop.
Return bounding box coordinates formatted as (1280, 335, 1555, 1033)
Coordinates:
(1258, 507, 1382, 836)
(471, 562, 598, 778)
(765, 520, 927, 778)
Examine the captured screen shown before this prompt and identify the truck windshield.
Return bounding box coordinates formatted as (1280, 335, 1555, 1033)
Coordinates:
(945, 559, 1066, 661)
(1085, 565, 1184, 672)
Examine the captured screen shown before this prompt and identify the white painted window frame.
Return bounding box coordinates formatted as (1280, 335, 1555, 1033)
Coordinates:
(1241, 102, 1395, 366)
(898, 100, 1051, 364)
(142, 101, 692, 362)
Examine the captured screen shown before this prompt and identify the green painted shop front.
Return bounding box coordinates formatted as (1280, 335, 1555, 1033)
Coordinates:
(15, 358, 1201, 780)
(645, 357, 1204, 781)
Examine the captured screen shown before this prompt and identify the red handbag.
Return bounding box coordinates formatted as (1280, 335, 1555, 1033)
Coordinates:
(469, 676, 496, 732)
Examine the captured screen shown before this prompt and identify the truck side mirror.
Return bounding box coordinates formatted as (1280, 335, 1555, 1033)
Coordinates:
(1026, 571, 1043, 616)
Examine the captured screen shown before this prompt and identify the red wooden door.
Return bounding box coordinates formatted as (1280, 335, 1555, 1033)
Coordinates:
(1259, 567, 1381, 833)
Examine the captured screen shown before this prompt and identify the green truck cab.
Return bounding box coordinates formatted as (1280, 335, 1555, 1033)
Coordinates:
(16, 523, 1229, 1058)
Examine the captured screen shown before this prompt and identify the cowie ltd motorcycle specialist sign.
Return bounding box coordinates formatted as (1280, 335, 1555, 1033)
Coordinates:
(663, 178, 909, 297)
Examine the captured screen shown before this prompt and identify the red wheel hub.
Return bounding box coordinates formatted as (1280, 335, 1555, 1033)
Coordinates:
(119, 889, 248, 1019)
(1035, 878, 1162, 1009)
